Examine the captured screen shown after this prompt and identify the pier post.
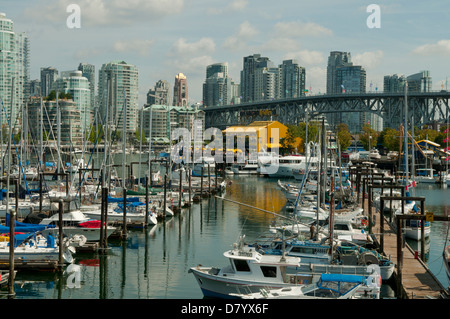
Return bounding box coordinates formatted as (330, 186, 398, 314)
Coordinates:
(200, 167, 204, 197)
(58, 199, 64, 270)
(188, 168, 192, 206)
(145, 176, 149, 227)
(208, 163, 211, 196)
(179, 168, 183, 209)
(163, 174, 167, 220)
(122, 187, 127, 240)
(396, 216, 403, 298)
(8, 181, 16, 298)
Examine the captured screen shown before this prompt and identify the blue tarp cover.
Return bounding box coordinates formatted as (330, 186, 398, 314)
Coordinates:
(320, 273, 364, 284)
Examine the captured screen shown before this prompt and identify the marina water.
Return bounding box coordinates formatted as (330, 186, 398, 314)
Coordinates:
(4, 160, 449, 298)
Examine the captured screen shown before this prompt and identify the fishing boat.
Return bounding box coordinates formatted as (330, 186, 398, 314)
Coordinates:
(188, 235, 308, 298)
(256, 238, 394, 281)
(230, 273, 381, 299)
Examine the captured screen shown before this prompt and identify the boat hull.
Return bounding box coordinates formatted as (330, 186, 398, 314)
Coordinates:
(189, 266, 310, 299)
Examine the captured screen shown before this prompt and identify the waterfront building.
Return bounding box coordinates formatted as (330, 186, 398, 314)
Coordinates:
(223, 121, 288, 153)
(52, 70, 91, 132)
(326, 51, 352, 95)
(384, 74, 406, 93)
(78, 63, 96, 111)
(407, 71, 432, 93)
(173, 73, 188, 107)
(0, 13, 29, 127)
(240, 54, 275, 103)
(279, 59, 306, 98)
(147, 80, 171, 106)
(27, 97, 83, 147)
(98, 60, 139, 135)
(141, 104, 205, 145)
(29, 79, 41, 97)
(40, 67, 58, 97)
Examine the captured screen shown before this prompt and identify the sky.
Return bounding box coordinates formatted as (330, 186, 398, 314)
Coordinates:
(3, 0, 450, 108)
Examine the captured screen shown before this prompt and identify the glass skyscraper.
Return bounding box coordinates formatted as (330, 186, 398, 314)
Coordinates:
(0, 12, 29, 127)
(98, 61, 139, 134)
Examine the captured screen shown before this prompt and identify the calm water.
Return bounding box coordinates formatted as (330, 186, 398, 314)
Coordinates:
(5, 174, 450, 299)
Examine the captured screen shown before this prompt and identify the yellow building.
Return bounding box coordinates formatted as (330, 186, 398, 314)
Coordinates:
(223, 121, 289, 152)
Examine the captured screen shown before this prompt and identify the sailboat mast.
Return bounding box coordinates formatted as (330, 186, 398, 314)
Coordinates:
(404, 81, 409, 184)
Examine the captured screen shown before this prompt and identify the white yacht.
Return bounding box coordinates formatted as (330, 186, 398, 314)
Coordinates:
(230, 159, 259, 175)
(262, 155, 304, 178)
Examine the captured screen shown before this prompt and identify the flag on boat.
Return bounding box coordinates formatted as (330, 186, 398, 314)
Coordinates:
(405, 180, 416, 190)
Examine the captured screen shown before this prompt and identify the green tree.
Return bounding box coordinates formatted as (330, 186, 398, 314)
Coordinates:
(336, 123, 352, 150)
(359, 123, 379, 150)
(280, 124, 301, 153)
(382, 127, 400, 151)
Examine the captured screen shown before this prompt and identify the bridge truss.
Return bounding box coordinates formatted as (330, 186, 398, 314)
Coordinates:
(204, 92, 450, 130)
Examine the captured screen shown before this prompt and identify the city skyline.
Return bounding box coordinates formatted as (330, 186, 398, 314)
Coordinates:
(3, 0, 450, 108)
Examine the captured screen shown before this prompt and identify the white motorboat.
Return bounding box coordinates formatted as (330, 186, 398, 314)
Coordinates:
(0, 232, 75, 264)
(414, 168, 436, 184)
(393, 200, 431, 240)
(230, 160, 259, 175)
(231, 273, 381, 299)
(189, 235, 308, 298)
(262, 155, 304, 178)
(369, 149, 381, 160)
(38, 209, 117, 242)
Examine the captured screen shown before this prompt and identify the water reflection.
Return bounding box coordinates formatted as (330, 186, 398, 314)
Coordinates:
(4, 177, 449, 299)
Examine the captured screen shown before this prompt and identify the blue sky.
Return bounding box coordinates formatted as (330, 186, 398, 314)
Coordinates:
(3, 0, 450, 106)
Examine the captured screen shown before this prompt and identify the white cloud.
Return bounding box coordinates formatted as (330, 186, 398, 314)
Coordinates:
(114, 39, 155, 56)
(283, 50, 325, 66)
(223, 21, 259, 51)
(413, 40, 450, 56)
(305, 67, 327, 94)
(23, 0, 185, 26)
(207, 0, 248, 15)
(352, 50, 384, 69)
(171, 38, 216, 56)
(273, 21, 333, 38)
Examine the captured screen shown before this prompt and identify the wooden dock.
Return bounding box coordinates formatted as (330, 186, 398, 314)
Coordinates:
(366, 198, 449, 299)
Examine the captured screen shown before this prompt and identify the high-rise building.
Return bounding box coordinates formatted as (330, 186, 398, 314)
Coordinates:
(52, 70, 91, 132)
(28, 97, 82, 146)
(78, 63, 96, 111)
(206, 63, 228, 79)
(40, 67, 59, 97)
(202, 62, 240, 107)
(407, 71, 432, 93)
(173, 73, 188, 107)
(0, 13, 29, 126)
(240, 54, 274, 103)
(326, 51, 352, 94)
(147, 80, 171, 105)
(336, 65, 366, 94)
(140, 104, 205, 144)
(98, 60, 139, 134)
(279, 59, 306, 98)
(384, 74, 406, 93)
